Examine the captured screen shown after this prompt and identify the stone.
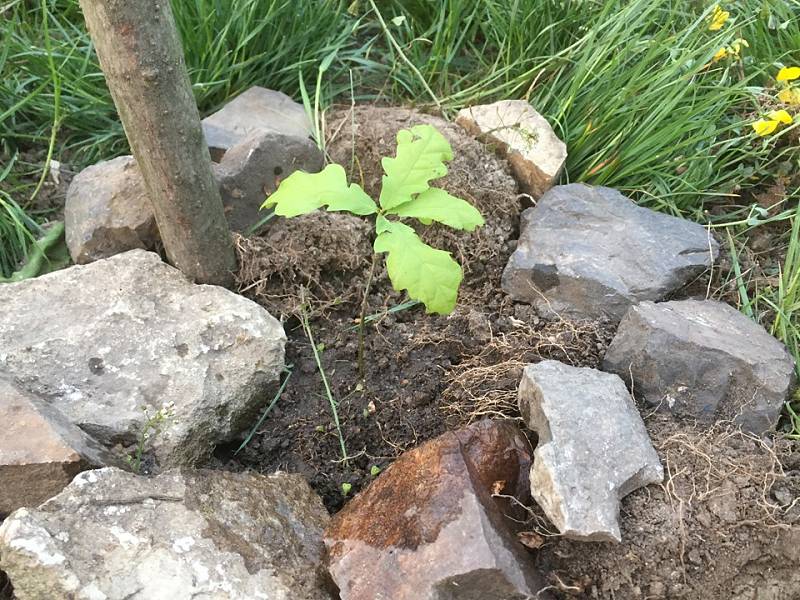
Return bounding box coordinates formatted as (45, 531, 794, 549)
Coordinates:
(325, 419, 549, 600)
(0, 378, 120, 518)
(456, 99, 566, 197)
(215, 130, 324, 232)
(603, 300, 796, 434)
(518, 360, 663, 542)
(202, 86, 314, 160)
(0, 467, 333, 600)
(64, 156, 159, 264)
(0, 250, 286, 468)
(502, 184, 718, 321)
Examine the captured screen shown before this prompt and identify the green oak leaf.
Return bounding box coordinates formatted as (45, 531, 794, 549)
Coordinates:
(373, 221, 462, 314)
(261, 164, 377, 217)
(379, 125, 453, 211)
(387, 187, 485, 231)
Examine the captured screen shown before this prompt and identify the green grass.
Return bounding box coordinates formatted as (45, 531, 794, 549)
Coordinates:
(0, 154, 41, 278)
(1, 0, 373, 165)
(2, 0, 800, 434)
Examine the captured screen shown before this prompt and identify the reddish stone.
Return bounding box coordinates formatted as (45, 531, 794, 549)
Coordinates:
(0, 378, 119, 517)
(324, 419, 549, 600)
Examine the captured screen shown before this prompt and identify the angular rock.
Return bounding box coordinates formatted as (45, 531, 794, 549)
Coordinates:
(603, 300, 796, 434)
(456, 99, 567, 197)
(325, 419, 549, 600)
(0, 468, 333, 600)
(503, 184, 718, 321)
(518, 360, 663, 542)
(64, 156, 158, 264)
(202, 86, 314, 160)
(215, 130, 324, 232)
(0, 378, 120, 518)
(0, 250, 286, 467)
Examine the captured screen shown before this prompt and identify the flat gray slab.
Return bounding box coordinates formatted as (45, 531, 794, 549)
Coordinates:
(518, 360, 663, 542)
(0, 250, 285, 467)
(603, 300, 796, 433)
(202, 86, 314, 159)
(502, 184, 718, 321)
(0, 468, 332, 600)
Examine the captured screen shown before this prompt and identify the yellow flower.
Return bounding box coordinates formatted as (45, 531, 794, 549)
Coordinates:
(777, 67, 800, 82)
(777, 87, 800, 106)
(712, 39, 748, 63)
(713, 47, 728, 62)
(768, 109, 793, 124)
(730, 39, 748, 55)
(708, 5, 729, 31)
(752, 119, 778, 136)
(752, 110, 794, 136)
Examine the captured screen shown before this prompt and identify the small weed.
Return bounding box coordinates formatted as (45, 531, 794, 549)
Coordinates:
(126, 402, 175, 474)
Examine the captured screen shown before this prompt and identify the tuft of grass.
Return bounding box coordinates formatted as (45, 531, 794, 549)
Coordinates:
(0, 0, 370, 166)
(0, 155, 41, 278)
(371, 0, 800, 215)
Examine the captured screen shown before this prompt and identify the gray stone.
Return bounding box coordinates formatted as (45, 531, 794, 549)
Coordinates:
(215, 130, 324, 232)
(0, 467, 333, 600)
(456, 100, 566, 198)
(502, 184, 719, 321)
(325, 420, 549, 600)
(0, 250, 286, 467)
(64, 156, 159, 264)
(202, 86, 314, 160)
(0, 378, 120, 518)
(518, 360, 663, 542)
(603, 300, 796, 434)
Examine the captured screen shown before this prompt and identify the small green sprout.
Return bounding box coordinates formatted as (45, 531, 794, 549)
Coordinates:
(370, 465, 382, 477)
(341, 482, 353, 496)
(126, 401, 175, 473)
(262, 124, 484, 315)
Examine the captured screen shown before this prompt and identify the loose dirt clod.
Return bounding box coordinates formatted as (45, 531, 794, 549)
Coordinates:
(234, 211, 372, 318)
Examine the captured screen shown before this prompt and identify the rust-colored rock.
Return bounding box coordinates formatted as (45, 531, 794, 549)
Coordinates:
(0, 378, 119, 518)
(325, 419, 549, 600)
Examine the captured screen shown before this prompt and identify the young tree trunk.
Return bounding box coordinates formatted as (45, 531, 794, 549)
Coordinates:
(79, 0, 236, 286)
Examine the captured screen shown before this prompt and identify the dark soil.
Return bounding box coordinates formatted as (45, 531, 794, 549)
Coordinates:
(219, 106, 612, 512)
(0, 571, 12, 600)
(214, 105, 800, 598)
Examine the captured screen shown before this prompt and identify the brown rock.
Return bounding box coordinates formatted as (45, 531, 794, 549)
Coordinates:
(456, 100, 567, 198)
(64, 156, 159, 264)
(325, 419, 549, 600)
(0, 378, 119, 518)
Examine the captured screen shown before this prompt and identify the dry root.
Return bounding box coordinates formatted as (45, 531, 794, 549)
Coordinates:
(441, 315, 607, 423)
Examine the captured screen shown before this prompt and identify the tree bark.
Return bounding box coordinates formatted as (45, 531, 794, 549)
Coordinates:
(79, 0, 236, 286)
